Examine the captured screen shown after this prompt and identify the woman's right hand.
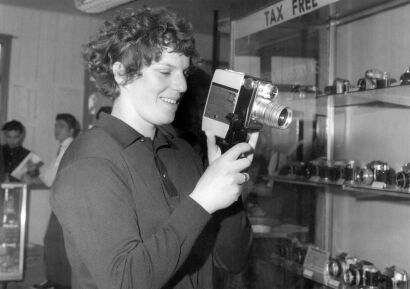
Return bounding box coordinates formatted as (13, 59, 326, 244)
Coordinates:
(190, 140, 255, 214)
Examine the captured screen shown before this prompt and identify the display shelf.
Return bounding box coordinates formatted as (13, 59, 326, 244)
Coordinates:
(271, 176, 410, 199)
(318, 84, 410, 108)
(342, 183, 410, 199)
(272, 176, 340, 188)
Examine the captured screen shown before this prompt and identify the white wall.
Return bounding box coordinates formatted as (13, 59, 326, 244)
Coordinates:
(0, 4, 101, 244)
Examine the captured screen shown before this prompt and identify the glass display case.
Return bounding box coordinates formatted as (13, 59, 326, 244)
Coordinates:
(228, 0, 410, 288)
(0, 183, 27, 281)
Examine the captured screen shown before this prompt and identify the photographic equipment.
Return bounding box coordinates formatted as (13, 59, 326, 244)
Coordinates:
(400, 67, 410, 85)
(344, 160, 356, 183)
(202, 69, 292, 152)
(358, 69, 396, 90)
(396, 163, 410, 189)
(383, 266, 408, 289)
(328, 253, 358, 280)
(325, 78, 351, 94)
(343, 260, 381, 288)
(355, 166, 374, 185)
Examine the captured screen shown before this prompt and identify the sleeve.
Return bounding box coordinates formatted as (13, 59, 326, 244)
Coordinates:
(50, 157, 211, 289)
(212, 197, 253, 273)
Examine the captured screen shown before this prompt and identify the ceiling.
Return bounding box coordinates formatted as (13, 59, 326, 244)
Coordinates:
(0, 0, 231, 34)
(0, 0, 400, 35)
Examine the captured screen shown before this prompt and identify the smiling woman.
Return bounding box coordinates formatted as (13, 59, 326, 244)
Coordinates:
(51, 6, 255, 289)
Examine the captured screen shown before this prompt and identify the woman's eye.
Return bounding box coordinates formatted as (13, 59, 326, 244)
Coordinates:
(160, 71, 171, 75)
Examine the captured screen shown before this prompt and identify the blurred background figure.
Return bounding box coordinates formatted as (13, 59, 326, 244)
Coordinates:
(1, 120, 42, 182)
(29, 113, 80, 289)
(95, 106, 112, 120)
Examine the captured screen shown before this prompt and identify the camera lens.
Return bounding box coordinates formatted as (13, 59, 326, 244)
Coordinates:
(260, 102, 292, 129)
(396, 171, 410, 188)
(278, 108, 289, 127)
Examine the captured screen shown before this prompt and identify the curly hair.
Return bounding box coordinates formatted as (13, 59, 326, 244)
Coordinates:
(83, 7, 198, 99)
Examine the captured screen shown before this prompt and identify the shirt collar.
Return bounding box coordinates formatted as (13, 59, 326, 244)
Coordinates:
(96, 112, 178, 149)
(60, 136, 73, 148)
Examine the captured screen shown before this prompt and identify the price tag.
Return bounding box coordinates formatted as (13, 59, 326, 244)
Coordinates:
(372, 181, 386, 189)
(336, 178, 345, 185)
(310, 176, 321, 183)
(328, 278, 340, 288)
(303, 246, 330, 273)
(303, 268, 314, 278)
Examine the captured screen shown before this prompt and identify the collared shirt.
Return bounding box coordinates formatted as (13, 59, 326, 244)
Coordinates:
(41, 136, 74, 187)
(51, 113, 252, 289)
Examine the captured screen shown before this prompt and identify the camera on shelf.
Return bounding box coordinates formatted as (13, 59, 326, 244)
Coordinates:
(382, 266, 409, 289)
(327, 160, 348, 182)
(325, 78, 351, 94)
(285, 161, 307, 177)
(343, 260, 382, 288)
(304, 161, 319, 179)
(344, 160, 357, 183)
(202, 69, 292, 152)
(400, 67, 410, 85)
(355, 161, 395, 187)
(396, 163, 410, 189)
(358, 69, 396, 91)
(328, 252, 358, 280)
(355, 165, 374, 185)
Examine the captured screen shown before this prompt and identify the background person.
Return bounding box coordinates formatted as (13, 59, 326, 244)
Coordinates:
(51, 7, 257, 289)
(1, 120, 41, 182)
(30, 113, 80, 289)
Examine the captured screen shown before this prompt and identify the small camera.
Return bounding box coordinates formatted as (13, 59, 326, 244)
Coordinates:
(383, 266, 408, 289)
(328, 253, 358, 279)
(396, 163, 410, 189)
(202, 69, 292, 152)
(400, 67, 410, 85)
(358, 69, 396, 91)
(325, 78, 351, 95)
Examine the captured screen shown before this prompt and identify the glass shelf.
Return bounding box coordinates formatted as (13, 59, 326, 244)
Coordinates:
(317, 84, 410, 108)
(270, 176, 410, 199)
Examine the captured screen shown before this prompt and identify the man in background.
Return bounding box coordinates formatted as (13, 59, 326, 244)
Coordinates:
(30, 113, 80, 289)
(2, 120, 41, 182)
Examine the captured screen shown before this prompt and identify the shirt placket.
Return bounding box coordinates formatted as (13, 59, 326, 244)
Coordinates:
(152, 140, 180, 210)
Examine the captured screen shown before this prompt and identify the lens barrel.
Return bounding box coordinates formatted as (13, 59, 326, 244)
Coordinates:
(259, 101, 292, 129)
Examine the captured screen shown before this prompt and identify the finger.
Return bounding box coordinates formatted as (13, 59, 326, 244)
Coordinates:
(246, 131, 260, 163)
(247, 131, 259, 150)
(205, 131, 221, 162)
(222, 142, 253, 161)
(236, 172, 250, 185)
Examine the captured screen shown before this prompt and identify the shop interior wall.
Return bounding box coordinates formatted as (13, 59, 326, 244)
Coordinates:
(0, 3, 101, 245)
(331, 3, 410, 272)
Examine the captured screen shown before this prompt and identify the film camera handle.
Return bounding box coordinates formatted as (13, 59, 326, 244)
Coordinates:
(216, 113, 251, 155)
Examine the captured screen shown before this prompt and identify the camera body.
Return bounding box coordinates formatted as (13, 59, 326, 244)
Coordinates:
(358, 69, 395, 90)
(202, 69, 292, 152)
(396, 163, 410, 189)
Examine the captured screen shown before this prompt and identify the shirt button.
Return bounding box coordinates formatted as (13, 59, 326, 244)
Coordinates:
(162, 174, 166, 178)
(140, 139, 144, 142)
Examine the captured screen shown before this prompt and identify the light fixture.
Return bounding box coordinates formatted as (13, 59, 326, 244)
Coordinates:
(74, 0, 135, 13)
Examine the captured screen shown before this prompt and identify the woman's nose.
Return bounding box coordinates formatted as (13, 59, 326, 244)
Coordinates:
(173, 73, 187, 93)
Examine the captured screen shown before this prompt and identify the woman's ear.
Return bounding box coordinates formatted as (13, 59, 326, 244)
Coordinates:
(112, 62, 126, 85)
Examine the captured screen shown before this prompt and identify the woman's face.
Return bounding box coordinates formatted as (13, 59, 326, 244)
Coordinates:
(54, 119, 74, 143)
(117, 49, 190, 131)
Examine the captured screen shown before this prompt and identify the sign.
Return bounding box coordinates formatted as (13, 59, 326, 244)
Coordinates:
(234, 0, 340, 39)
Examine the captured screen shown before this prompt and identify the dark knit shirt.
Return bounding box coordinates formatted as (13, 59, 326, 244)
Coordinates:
(2, 145, 30, 181)
(50, 113, 252, 289)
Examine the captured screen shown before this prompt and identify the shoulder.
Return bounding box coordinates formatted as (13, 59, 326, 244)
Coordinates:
(60, 127, 123, 170)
